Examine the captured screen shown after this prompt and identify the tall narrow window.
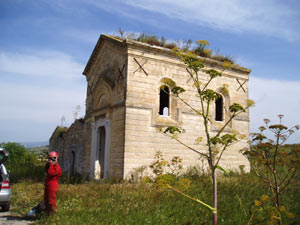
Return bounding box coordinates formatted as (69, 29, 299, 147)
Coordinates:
(215, 96, 223, 121)
(159, 86, 170, 116)
(70, 151, 76, 176)
(98, 126, 106, 179)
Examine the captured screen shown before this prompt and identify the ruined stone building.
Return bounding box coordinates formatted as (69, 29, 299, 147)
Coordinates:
(49, 34, 251, 179)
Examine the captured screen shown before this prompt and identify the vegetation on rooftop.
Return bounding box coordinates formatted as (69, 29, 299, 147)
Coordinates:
(55, 126, 68, 138)
(114, 30, 236, 64)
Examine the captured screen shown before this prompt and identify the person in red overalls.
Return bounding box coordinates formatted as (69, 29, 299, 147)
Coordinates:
(44, 151, 61, 214)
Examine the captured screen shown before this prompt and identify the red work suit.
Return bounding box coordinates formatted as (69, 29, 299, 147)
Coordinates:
(44, 163, 61, 213)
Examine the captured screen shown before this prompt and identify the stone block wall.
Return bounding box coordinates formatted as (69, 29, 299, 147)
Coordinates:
(49, 119, 86, 175)
(123, 41, 250, 178)
(50, 35, 251, 180)
(82, 36, 127, 178)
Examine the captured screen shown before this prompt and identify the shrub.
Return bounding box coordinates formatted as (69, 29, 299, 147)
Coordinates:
(114, 31, 236, 65)
(211, 54, 235, 64)
(1, 142, 38, 167)
(243, 115, 300, 224)
(129, 165, 147, 183)
(0, 142, 45, 182)
(56, 126, 68, 137)
(164, 42, 177, 49)
(137, 33, 162, 46)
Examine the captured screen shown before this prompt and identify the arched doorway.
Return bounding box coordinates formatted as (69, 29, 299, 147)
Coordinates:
(95, 126, 106, 179)
(90, 119, 110, 179)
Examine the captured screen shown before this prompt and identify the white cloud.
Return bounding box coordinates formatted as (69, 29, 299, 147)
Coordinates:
(0, 81, 85, 121)
(0, 50, 86, 142)
(0, 50, 84, 79)
(119, 0, 299, 41)
(0, 80, 86, 142)
(249, 76, 300, 143)
(29, 0, 300, 41)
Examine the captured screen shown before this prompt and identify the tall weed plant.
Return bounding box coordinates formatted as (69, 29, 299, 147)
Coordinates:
(10, 170, 300, 224)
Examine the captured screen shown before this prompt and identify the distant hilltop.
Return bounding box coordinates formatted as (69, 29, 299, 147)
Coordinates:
(21, 141, 49, 148)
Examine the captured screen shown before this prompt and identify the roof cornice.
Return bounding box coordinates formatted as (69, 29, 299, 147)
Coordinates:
(83, 34, 251, 76)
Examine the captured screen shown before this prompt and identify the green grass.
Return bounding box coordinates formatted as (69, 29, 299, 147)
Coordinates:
(10, 172, 300, 225)
(8, 163, 45, 183)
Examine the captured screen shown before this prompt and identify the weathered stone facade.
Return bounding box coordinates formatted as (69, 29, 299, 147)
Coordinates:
(49, 119, 88, 176)
(49, 34, 251, 179)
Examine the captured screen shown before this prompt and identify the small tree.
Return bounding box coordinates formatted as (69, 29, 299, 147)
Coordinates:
(73, 105, 81, 120)
(0, 142, 38, 167)
(243, 115, 300, 224)
(60, 115, 66, 126)
(162, 41, 254, 225)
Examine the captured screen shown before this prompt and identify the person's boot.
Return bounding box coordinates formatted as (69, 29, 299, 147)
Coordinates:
(46, 205, 56, 215)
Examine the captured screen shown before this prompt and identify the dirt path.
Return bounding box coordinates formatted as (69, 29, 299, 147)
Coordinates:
(0, 211, 34, 225)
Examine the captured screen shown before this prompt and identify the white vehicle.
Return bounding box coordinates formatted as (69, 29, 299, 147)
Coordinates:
(0, 147, 10, 212)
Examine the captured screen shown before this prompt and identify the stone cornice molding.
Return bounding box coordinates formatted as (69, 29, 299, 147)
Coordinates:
(83, 34, 251, 79)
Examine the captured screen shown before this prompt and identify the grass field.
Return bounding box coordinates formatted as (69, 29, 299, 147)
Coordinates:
(10, 171, 300, 225)
(26, 146, 48, 157)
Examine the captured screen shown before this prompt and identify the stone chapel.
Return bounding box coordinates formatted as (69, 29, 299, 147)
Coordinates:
(49, 34, 251, 179)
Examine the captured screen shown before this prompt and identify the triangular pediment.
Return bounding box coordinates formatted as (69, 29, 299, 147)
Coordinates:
(83, 35, 126, 77)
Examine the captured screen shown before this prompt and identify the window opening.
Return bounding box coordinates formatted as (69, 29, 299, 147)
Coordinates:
(215, 96, 223, 121)
(98, 126, 106, 179)
(163, 107, 169, 116)
(70, 151, 76, 176)
(159, 86, 170, 116)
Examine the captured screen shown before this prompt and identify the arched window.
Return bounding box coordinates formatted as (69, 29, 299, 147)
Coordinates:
(159, 85, 170, 116)
(215, 96, 223, 121)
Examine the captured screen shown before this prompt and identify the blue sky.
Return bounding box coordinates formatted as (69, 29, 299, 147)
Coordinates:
(1, 0, 300, 143)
